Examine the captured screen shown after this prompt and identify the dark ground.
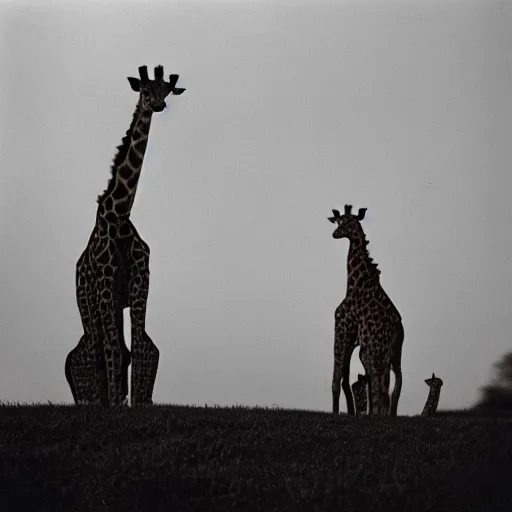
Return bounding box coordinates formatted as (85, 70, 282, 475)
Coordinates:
(1, 403, 511, 512)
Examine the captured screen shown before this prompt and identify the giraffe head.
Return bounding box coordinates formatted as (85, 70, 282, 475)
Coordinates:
(425, 373, 443, 387)
(127, 65, 185, 113)
(352, 373, 368, 394)
(328, 204, 367, 240)
(355, 373, 368, 385)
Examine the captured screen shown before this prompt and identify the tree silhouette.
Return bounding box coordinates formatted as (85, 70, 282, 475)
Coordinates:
(493, 352, 512, 390)
(473, 351, 512, 412)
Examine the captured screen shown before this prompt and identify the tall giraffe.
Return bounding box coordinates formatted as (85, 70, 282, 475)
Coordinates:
(328, 204, 404, 416)
(421, 373, 443, 417)
(65, 65, 185, 406)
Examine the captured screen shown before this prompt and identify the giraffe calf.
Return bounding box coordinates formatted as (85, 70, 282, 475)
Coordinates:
(351, 373, 390, 415)
(421, 373, 443, 417)
(352, 374, 369, 415)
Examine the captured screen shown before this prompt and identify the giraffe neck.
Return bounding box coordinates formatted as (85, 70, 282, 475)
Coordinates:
(346, 225, 381, 295)
(96, 99, 154, 225)
(422, 386, 441, 415)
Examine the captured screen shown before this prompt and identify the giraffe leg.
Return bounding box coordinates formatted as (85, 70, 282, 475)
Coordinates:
(381, 370, 391, 415)
(116, 257, 133, 404)
(332, 320, 356, 415)
(70, 253, 115, 407)
(360, 346, 387, 416)
(143, 331, 159, 400)
(97, 275, 126, 406)
(66, 336, 101, 405)
(367, 372, 385, 416)
(363, 380, 369, 415)
(365, 374, 372, 416)
(341, 345, 356, 415)
(115, 304, 131, 404)
(65, 344, 79, 404)
(120, 340, 131, 405)
(129, 263, 159, 407)
(94, 339, 110, 407)
(89, 275, 111, 407)
(359, 347, 374, 415)
(131, 331, 159, 407)
(389, 322, 404, 416)
(70, 255, 101, 405)
(360, 377, 369, 415)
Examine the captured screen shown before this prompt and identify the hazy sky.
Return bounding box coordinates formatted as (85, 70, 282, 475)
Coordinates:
(1, 0, 512, 415)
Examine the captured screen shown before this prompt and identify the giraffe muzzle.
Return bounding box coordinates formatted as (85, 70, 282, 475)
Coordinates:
(152, 103, 166, 113)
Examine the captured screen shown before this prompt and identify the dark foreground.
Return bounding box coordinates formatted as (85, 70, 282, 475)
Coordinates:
(1, 404, 511, 512)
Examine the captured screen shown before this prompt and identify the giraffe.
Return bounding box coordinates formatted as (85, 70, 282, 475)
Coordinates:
(421, 373, 443, 417)
(65, 65, 185, 407)
(328, 204, 404, 416)
(351, 373, 369, 415)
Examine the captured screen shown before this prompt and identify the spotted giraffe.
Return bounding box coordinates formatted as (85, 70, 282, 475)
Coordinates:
(328, 205, 404, 416)
(421, 373, 443, 417)
(65, 65, 185, 406)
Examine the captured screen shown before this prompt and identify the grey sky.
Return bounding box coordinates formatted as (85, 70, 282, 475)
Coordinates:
(1, 0, 512, 415)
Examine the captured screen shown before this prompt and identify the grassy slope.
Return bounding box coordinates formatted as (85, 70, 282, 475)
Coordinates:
(1, 404, 511, 512)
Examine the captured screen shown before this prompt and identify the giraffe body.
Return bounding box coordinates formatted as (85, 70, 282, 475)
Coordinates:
(329, 205, 404, 416)
(421, 373, 443, 417)
(66, 65, 184, 407)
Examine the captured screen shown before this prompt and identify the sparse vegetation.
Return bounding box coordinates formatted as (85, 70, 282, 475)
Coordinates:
(1, 403, 512, 511)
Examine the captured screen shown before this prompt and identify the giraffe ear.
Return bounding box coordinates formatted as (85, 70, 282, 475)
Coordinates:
(128, 77, 140, 92)
(328, 209, 341, 223)
(425, 378, 431, 385)
(168, 74, 186, 95)
(357, 208, 367, 220)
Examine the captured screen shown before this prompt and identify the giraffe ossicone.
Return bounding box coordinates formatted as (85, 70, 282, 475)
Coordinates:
(65, 65, 185, 407)
(329, 204, 404, 416)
